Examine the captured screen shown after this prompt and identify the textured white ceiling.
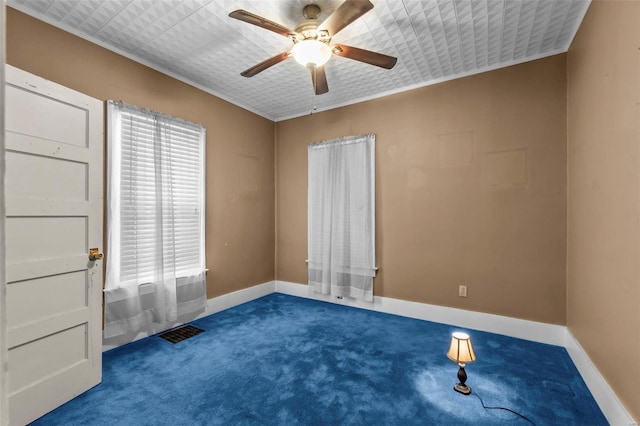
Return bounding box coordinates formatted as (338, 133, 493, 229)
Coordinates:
(8, 0, 591, 121)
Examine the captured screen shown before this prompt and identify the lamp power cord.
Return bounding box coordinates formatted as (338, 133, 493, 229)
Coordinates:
(472, 393, 536, 425)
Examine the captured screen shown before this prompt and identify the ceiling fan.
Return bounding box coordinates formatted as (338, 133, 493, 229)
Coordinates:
(229, 0, 397, 95)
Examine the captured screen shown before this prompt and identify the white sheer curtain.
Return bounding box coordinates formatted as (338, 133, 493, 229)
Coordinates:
(308, 134, 376, 301)
(104, 101, 207, 341)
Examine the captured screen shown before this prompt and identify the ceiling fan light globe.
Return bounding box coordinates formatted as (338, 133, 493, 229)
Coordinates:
(292, 40, 332, 67)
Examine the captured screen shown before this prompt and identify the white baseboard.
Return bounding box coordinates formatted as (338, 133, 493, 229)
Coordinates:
(564, 330, 637, 426)
(275, 280, 636, 425)
(201, 280, 276, 317)
(102, 279, 635, 425)
(275, 280, 566, 345)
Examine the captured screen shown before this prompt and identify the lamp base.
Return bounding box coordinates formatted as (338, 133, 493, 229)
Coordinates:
(453, 383, 472, 395)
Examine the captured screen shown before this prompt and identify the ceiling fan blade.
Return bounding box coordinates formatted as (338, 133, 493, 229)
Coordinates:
(241, 51, 290, 77)
(310, 65, 329, 95)
(229, 10, 295, 38)
(333, 43, 397, 69)
(318, 0, 374, 37)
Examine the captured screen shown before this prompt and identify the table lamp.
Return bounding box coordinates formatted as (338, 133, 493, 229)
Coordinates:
(447, 332, 476, 395)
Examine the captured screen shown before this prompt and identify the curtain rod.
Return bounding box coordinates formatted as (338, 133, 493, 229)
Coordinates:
(107, 100, 204, 131)
(308, 133, 375, 148)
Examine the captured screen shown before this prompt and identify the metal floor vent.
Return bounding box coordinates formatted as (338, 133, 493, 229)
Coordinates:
(159, 325, 204, 344)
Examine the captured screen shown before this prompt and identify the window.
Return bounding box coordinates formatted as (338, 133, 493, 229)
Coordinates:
(104, 101, 206, 339)
(307, 134, 376, 301)
(117, 105, 205, 283)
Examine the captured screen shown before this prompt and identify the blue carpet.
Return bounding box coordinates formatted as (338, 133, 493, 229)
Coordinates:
(32, 293, 607, 425)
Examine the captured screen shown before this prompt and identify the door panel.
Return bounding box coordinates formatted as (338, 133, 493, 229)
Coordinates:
(4, 65, 103, 426)
(8, 325, 87, 393)
(6, 216, 87, 262)
(5, 150, 88, 200)
(5, 83, 89, 147)
(7, 270, 87, 326)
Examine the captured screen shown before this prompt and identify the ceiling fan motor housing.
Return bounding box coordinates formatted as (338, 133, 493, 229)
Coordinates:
(295, 4, 329, 42)
(303, 4, 321, 19)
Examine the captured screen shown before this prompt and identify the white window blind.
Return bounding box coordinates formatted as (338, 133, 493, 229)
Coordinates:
(118, 109, 205, 283)
(105, 101, 207, 339)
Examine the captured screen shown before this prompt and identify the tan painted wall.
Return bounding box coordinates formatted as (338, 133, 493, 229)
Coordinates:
(6, 8, 276, 298)
(276, 55, 568, 325)
(567, 1, 640, 421)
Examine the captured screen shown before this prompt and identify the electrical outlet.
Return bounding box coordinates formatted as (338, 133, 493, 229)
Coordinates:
(458, 285, 468, 298)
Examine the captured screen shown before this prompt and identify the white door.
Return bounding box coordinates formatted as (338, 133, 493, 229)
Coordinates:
(4, 65, 103, 426)
(1, 5, 9, 425)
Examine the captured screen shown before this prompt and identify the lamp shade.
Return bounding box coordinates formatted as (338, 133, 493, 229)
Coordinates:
(447, 332, 476, 364)
(291, 39, 332, 67)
